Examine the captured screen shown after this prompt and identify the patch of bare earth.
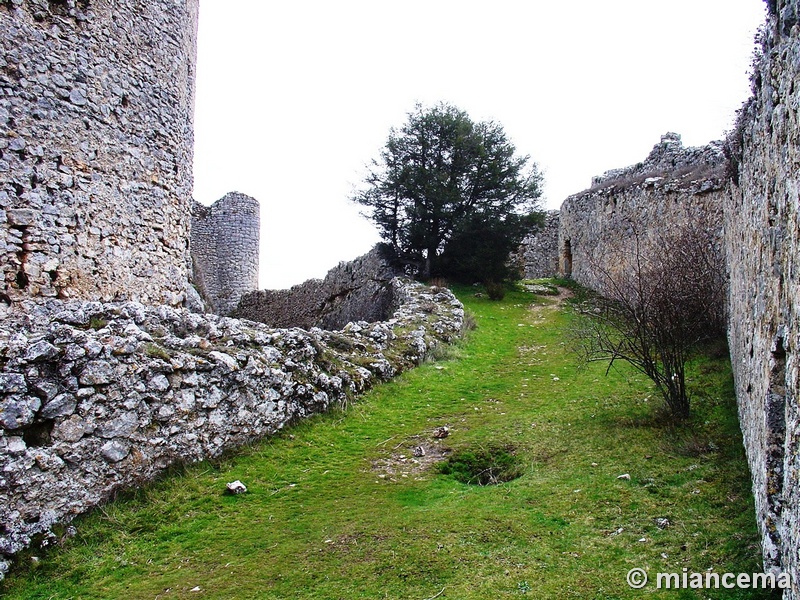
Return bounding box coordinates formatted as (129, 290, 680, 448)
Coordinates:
(520, 286, 572, 362)
(371, 429, 454, 481)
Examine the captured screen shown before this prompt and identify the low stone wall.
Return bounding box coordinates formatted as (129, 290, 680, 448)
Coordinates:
(0, 279, 464, 577)
(234, 246, 398, 330)
(558, 134, 727, 293)
(724, 0, 800, 591)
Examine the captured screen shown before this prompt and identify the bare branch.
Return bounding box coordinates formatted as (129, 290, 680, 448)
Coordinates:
(569, 218, 726, 419)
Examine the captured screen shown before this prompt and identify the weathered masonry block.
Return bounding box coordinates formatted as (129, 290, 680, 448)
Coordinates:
(191, 193, 260, 315)
(0, 0, 199, 307)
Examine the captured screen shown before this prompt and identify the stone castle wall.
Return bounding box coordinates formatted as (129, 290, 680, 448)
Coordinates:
(554, 16, 800, 586)
(514, 210, 559, 279)
(0, 0, 198, 308)
(0, 2, 469, 577)
(724, 0, 800, 591)
(235, 246, 399, 330)
(558, 134, 727, 295)
(0, 280, 464, 576)
(3, 0, 800, 592)
(191, 193, 260, 315)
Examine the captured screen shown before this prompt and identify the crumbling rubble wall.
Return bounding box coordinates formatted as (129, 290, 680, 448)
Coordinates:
(234, 246, 398, 330)
(0, 279, 464, 576)
(515, 210, 560, 279)
(558, 133, 727, 294)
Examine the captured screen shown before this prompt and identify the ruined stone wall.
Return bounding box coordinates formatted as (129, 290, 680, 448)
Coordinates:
(235, 246, 398, 330)
(0, 280, 464, 576)
(0, 0, 198, 307)
(515, 210, 559, 279)
(725, 0, 800, 591)
(191, 193, 260, 315)
(558, 134, 727, 294)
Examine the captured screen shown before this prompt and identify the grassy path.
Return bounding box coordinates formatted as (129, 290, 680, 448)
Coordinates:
(1, 286, 766, 599)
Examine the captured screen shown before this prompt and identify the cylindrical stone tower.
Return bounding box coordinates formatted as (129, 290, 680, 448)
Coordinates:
(191, 192, 260, 315)
(0, 0, 199, 306)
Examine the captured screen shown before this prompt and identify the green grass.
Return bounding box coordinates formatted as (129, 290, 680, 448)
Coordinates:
(0, 284, 766, 599)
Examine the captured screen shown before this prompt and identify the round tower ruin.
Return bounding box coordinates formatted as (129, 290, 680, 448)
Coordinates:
(0, 0, 199, 306)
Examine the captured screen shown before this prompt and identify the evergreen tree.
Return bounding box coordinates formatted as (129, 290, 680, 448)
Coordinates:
(352, 102, 543, 281)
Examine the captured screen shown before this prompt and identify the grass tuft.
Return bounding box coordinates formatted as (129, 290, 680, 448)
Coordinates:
(439, 443, 523, 485)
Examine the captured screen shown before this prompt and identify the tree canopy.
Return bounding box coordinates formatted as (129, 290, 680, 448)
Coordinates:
(352, 102, 543, 281)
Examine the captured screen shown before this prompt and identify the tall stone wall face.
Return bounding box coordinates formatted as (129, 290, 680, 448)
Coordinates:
(235, 246, 398, 330)
(0, 0, 198, 308)
(515, 210, 559, 279)
(558, 134, 727, 294)
(725, 1, 800, 591)
(191, 193, 260, 315)
(0, 280, 465, 577)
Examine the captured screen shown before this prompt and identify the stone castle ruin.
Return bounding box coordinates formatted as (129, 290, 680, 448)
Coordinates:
(514, 210, 559, 280)
(190, 192, 260, 315)
(517, 1, 800, 590)
(0, 0, 464, 578)
(2, 0, 800, 595)
(557, 132, 727, 292)
(234, 245, 400, 330)
(0, 0, 198, 308)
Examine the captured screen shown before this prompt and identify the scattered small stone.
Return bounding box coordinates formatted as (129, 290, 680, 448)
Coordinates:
(432, 426, 450, 439)
(190, 586, 202, 592)
(413, 446, 425, 457)
(617, 473, 631, 480)
(655, 517, 671, 529)
(225, 480, 247, 495)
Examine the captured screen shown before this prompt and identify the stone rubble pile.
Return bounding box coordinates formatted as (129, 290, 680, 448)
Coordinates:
(590, 132, 726, 190)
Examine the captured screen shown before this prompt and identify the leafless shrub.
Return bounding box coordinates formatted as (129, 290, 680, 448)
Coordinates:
(571, 218, 727, 420)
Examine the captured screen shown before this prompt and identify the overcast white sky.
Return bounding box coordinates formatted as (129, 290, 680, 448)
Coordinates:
(193, 0, 766, 289)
